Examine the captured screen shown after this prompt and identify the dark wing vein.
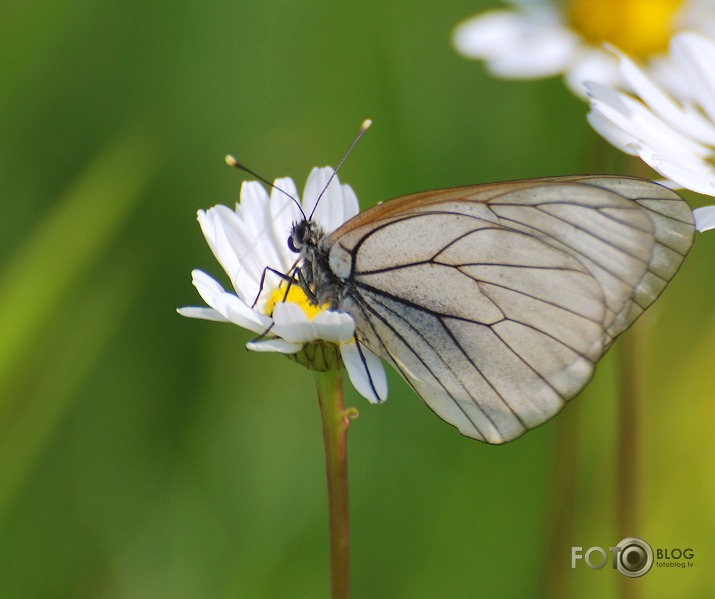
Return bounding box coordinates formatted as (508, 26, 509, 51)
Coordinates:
(349, 287, 493, 439)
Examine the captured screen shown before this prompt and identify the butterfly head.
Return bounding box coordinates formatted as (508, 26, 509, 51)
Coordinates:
(287, 217, 342, 309)
(288, 219, 325, 256)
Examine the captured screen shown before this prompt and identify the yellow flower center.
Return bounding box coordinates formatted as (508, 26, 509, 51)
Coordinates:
(566, 0, 684, 58)
(264, 282, 328, 319)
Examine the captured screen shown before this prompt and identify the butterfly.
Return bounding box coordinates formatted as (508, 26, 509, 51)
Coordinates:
(288, 174, 694, 444)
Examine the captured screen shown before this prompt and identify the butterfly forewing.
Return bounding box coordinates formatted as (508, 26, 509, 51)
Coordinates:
(322, 175, 694, 444)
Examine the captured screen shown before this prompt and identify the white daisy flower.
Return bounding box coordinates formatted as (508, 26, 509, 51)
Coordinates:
(452, 0, 715, 98)
(586, 31, 715, 224)
(178, 166, 388, 403)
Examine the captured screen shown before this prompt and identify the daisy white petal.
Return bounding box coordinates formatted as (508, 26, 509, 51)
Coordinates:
(271, 302, 318, 343)
(616, 49, 715, 145)
(340, 342, 388, 404)
(586, 105, 640, 155)
(304, 167, 340, 231)
(637, 147, 715, 196)
(191, 269, 270, 332)
(587, 32, 715, 198)
(671, 32, 715, 124)
(588, 82, 710, 158)
(300, 167, 330, 224)
(321, 181, 359, 233)
(199, 205, 265, 302)
(312, 310, 356, 343)
(219, 196, 279, 283)
(175, 306, 229, 322)
(693, 206, 715, 232)
(270, 177, 303, 267)
(237, 181, 286, 271)
(319, 179, 360, 233)
(338, 184, 360, 224)
(199, 206, 258, 302)
(247, 338, 304, 353)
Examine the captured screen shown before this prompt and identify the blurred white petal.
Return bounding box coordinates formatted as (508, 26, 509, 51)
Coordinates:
(672, 32, 715, 123)
(587, 32, 715, 198)
(586, 107, 639, 155)
(453, 0, 715, 99)
(617, 50, 715, 145)
(565, 50, 619, 97)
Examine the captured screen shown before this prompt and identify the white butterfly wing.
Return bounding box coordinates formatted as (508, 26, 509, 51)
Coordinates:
(326, 176, 694, 443)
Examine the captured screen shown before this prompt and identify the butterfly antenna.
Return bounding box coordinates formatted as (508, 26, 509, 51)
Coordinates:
(225, 154, 306, 220)
(308, 118, 372, 220)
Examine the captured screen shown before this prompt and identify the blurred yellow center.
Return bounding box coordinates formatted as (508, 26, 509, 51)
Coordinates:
(265, 283, 327, 319)
(567, 0, 683, 57)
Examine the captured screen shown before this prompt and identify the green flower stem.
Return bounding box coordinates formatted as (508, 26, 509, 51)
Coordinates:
(314, 369, 355, 599)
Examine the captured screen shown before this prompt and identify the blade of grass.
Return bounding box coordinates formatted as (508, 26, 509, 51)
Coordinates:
(0, 251, 147, 524)
(0, 129, 156, 415)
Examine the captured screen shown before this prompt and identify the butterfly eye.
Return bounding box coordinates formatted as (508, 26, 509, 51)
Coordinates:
(287, 233, 299, 253)
(289, 221, 308, 253)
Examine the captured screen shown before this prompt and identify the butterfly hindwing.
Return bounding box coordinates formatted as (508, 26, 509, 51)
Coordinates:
(325, 176, 694, 443)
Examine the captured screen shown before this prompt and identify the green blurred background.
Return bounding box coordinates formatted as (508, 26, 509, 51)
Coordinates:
(2, 0, 714, 597)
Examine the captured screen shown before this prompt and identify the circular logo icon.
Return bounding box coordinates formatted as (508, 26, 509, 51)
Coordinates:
(615, 537, 654, 577)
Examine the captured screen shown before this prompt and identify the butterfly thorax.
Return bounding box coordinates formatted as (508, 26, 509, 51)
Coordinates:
(288, 219, 344, 308)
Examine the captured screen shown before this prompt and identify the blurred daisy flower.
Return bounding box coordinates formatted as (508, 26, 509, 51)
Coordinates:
(586, 31, 715, 230)
(178, 165, 388, 402)
(452, 0, 715, 97)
